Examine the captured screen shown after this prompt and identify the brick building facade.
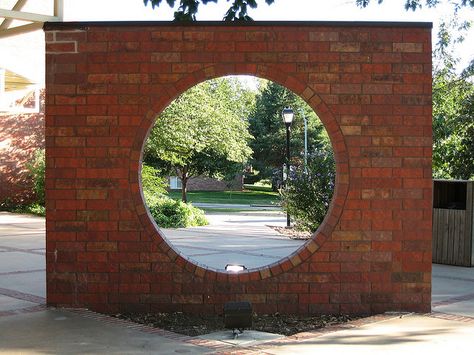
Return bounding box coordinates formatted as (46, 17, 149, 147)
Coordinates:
(0, 110, 44, 204)
(0, 0, 50, 204)
(179, 174, 243, 191)
(44, 22, 432, 315)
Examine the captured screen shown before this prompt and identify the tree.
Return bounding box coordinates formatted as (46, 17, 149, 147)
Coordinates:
(26, 149, 45, 206)
(144, 77, 254, 202)
(283, 150, 335, 232)
(432, 17, 474, 179)
(432, 59, 474, 179)
(438, 92, 474, 179)
(249, 81, 330, 181)
(143, 0, 275, 21)
(357, 1, 474, 179)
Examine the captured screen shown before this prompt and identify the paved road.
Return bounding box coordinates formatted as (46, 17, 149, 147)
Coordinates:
(1, 212, 474, 354)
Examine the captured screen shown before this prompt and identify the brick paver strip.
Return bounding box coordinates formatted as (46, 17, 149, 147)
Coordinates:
(0, 245, 45, 256)
(433, 275, 474, 283)
(0, 304, 47, 318)
(0, 287, 46, 304)
(0, 269, 45, 276)
(429, 312, 474, 324)
(64, 309, 407, 353)
(432, 292, 474, 307)
(65, 308, 231, 352)
(1, 302, 473, 351)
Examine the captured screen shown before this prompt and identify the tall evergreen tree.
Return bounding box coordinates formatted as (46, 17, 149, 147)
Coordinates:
(249, 81, 330, 180)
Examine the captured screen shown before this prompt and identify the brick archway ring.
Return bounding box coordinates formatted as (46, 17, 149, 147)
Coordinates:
(131, 63, 349, 281)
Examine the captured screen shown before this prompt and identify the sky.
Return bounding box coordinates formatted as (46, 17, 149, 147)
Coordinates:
(63, 0, 465, 22)
(62, 0, 474, 69)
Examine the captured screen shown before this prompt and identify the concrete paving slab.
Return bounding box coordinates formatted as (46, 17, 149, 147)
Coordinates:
(432, 264, 474, 304)
(433, 264, 474, 280)
(169, 238, 300, 253)
(0, 227, 44, 236)
(0, 271, 45, 298)
(197, 330, 285, 347)
(0, 252, 44, 274)
(194, 203, 281, 211)
(186, 250, 283, 270)
(0, 295, 38, 312)
(434, 300, 474, 318)
(0, 236, 45, 250)
(0, 309, 211, 355)
(432, 277, 474, 303)
(162, 212, 305, 270)
(259, 315, 474, 355)
(0, 212, 46, 224)
(0, 213, 45, 235)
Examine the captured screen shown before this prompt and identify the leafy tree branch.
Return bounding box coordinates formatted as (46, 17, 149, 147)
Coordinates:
(143, 0, 275, 21)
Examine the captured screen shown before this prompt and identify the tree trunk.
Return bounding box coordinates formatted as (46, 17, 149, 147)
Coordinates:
(180, 166, 189, 203)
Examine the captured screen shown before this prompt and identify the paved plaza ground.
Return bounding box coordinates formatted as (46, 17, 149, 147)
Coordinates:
(1, 211, 474, 354)
(163, 210, 305, 270)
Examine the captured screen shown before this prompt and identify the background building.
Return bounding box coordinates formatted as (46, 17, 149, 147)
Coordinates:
(0, 0, 53, 203)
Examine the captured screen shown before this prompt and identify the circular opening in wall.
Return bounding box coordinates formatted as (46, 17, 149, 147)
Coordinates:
(141, 75, 335, 272)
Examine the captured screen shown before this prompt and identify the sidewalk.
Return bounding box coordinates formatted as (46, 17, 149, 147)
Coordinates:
(1, 212, 474, 354)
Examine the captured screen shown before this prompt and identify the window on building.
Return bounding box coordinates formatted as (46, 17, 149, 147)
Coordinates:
(0, 68, 40, 113)
(169, 176, 182, 190)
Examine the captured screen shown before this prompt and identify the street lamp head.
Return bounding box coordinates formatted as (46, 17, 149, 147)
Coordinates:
(282, 107, 294, 126)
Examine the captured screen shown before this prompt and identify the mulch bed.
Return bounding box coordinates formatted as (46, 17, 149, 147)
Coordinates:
(268, 225, 312, 240)
(116, 312, 356, 337)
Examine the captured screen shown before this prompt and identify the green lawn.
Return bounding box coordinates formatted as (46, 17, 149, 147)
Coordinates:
(168, 185, 280, 205)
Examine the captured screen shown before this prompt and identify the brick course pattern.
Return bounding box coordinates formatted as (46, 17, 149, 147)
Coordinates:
(44, 22, 432, 315)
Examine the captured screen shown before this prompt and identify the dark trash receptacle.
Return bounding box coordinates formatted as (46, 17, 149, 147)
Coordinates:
(433, 180, 474, 267)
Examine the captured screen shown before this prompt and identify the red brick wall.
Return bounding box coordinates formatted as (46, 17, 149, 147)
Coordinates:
(44, 22, 432, 315)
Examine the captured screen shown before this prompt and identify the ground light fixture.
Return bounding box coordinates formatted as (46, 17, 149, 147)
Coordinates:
(282, 107, 294, 227)
(225, 264, 247, 272)
(223, 301, 253, 337)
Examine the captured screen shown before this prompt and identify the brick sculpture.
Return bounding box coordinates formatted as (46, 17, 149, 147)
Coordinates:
(44, 22, 432, 315)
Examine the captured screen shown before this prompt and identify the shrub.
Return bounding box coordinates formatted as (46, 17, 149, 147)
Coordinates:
(141, 164, 207, 228)
(141, 164, 168, 203)
(147, 197, 208, 228)
(0, 149, 45, 216)
(282, 150, 335, 232)
(0, 199, 45, 216)
(26, 149, 45, 206)
(24, 203, 45, 216)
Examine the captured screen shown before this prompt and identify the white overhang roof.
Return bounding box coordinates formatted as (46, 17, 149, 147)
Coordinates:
(0, 0, 63, 39)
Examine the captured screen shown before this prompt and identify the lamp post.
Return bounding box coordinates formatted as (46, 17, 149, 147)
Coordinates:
(299, 109, 308, 174)
(282, 107, 294, 227)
